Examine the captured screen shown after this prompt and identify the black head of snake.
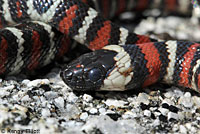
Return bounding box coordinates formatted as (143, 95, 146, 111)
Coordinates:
(60, 47, 119, 91)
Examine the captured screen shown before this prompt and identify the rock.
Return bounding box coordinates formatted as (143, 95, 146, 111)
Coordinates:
(27, 79, 50, 87)
(162, 98, 175, 106)
(41, 109, 51, 117)
(80, 112, 88, 121)
(168, 112, 178, 121)
(179, 125, 187, 134)
(143, 110, 151, 117)
(65, 104, 81, 119)
(192, 96, 200, 108)
(21, 95, 31, 102)
(99, 108, 106, 114)
(44, 91, 58, 100)
(0, 89, 10, 97)
(67, 92, 78, 103)
(178, 92, 194, 108)
(158, 108, 169, 116)
(178, 112, 184, 120)
(168, 105, 179, 113)
(122, 111, 137, 119)
(152, 119, 160, 127)
(89, 108, 98, 114)
(137, 93, 150, 105)
(54, 97, 65, 108)
(104, 99, 127, 108)
(82, 94, 93, 102)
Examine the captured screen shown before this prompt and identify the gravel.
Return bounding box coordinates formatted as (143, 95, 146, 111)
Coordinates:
(1, 6, 200, 134)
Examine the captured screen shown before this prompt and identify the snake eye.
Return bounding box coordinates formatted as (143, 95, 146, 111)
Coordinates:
(88, 68, 102, 82)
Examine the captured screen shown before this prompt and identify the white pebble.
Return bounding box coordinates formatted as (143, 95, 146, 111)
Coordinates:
(168, 112, 178, 120)
(89, 108, 98, 114)
(152, 119, 160, 127)
(184, 92, 191, 98)
(154, 112, 161, 117)
(173, 124, 179, 132)
(44, 91, 58, 99)
(80, 112, 88, 121)
(179, 125, 187, 134)
(21, 95, 31, 102)
(21, 79, 30, 85)
(0, 89, 10, 97)
(27, 79, 50, 87)
(83, 94, 93, 102)
(178, 112, 184, 120)
(99, 108, 106, 114)
(178, 93, 193, 108)
(158, 108, 169, 116)
(1, 85, 15, 90)
(41, 109, 51, 117)
(192, 96, 200, 107)
(67, 92, 78, 103)
(185, 123, 192, 130)
(104, 99, 127, 107)
(162, 98, 174, 105)
(137, 93, 150, 105)
(54, 97, 65, 108)
(143, 110, 151, 117)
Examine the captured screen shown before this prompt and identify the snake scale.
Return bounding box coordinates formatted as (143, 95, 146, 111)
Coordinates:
(0, 0, 199, 92)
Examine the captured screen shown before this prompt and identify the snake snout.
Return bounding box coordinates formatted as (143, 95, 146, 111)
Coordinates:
(60, 64, 87, 90)
(60, 68, 73, 84)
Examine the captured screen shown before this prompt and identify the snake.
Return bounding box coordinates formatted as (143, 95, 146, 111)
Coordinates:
(0, 0, 199, 92)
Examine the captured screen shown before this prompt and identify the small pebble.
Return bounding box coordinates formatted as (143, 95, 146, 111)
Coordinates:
(67, 92, 78, 103)
(178, 92, 194, 108)
(159, 114, 167, 122)
(168, 112, 179, 121)
(137, 93, 150, 105)
(89, 108, 98, 114)
(99, 108, 106, 114)
(158, 108, 169, 116)
(169, 105, 179, 113)
(144, 110, 151, 117)
(54, 97, 65, 108)
(179, 125, 187, 134)
(0, 89, 10, 97)
(41, 109, 51, 117)
(192, 96, 200, 107)
(27, 79, 50, 87)
(21, 95, 31, 102)
(83, 94, 93, 102)
(152, 119, 160, 127)
(104, 99, 127, 107)
(80, 112, 88, 121)
(44, 91, 58, 99)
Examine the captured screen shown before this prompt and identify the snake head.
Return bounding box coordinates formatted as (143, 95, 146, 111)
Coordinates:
(60, 48, 117, 91)
(61, 45, 134, 91)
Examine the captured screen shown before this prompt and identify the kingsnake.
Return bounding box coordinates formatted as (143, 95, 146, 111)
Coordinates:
(0, 0, 198, 92)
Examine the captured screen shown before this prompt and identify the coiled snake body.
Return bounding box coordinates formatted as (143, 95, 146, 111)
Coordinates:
(0, 0, 199, 92)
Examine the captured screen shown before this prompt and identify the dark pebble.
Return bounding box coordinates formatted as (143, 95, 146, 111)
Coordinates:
(162, 103, 169, 109)
(106, 113, 121, 121)
(159, 114, 167, 122)
(39, 84, 51, 91)
(169, 105, 179, 113)
(140, 103, 150, 110)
